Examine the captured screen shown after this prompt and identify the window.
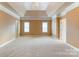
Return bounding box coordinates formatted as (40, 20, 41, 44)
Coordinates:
(24, 22, 30, 32)
(42, 22, 48, 32)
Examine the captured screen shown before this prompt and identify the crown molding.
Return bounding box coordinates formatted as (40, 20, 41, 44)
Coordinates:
(60, 2, 79, 17)
(0, 4, 20, 19)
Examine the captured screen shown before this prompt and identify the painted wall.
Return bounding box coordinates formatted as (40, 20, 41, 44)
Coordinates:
(52, 19, 56, 36)
(66, 7, 79, 48)
(0, 11, 17, 45)
(60, 17, 66, 42)
(52, 16, 60, 39)
(20, 20, 52, 36)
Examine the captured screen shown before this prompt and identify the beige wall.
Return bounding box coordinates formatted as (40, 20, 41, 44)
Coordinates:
(56, 17, 60, 38)
(20, 20, 52, 36)
(66, 7, 79, 48)
(60, 17, 66, 42)
(52, 16, 60, 39)
(52, 19, 56, 37)
(0, 11, 18, 45)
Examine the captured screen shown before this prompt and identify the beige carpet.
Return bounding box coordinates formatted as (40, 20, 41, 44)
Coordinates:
(0, 36, 79, 57)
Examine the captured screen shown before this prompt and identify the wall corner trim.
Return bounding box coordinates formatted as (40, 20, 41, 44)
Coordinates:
(0, 4, 20, 19)
(66, 43, 79, 52)
(60, 2, 79, 17)
(0, 38, 15, 48)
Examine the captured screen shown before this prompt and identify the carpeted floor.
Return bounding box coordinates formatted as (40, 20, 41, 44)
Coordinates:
(0, 36, 79, 57)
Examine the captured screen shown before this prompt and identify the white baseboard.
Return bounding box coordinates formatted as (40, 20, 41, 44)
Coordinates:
(0, 38, 15, 48)
(66, 43, 79, 51)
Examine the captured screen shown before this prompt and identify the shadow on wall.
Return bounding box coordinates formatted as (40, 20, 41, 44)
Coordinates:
(0, 11, 18, 45)
(66, 7, 79, 48)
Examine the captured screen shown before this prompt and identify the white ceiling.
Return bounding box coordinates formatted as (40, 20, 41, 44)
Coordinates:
(2, 2, 73, 17)
(24, 2, 49, 10)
